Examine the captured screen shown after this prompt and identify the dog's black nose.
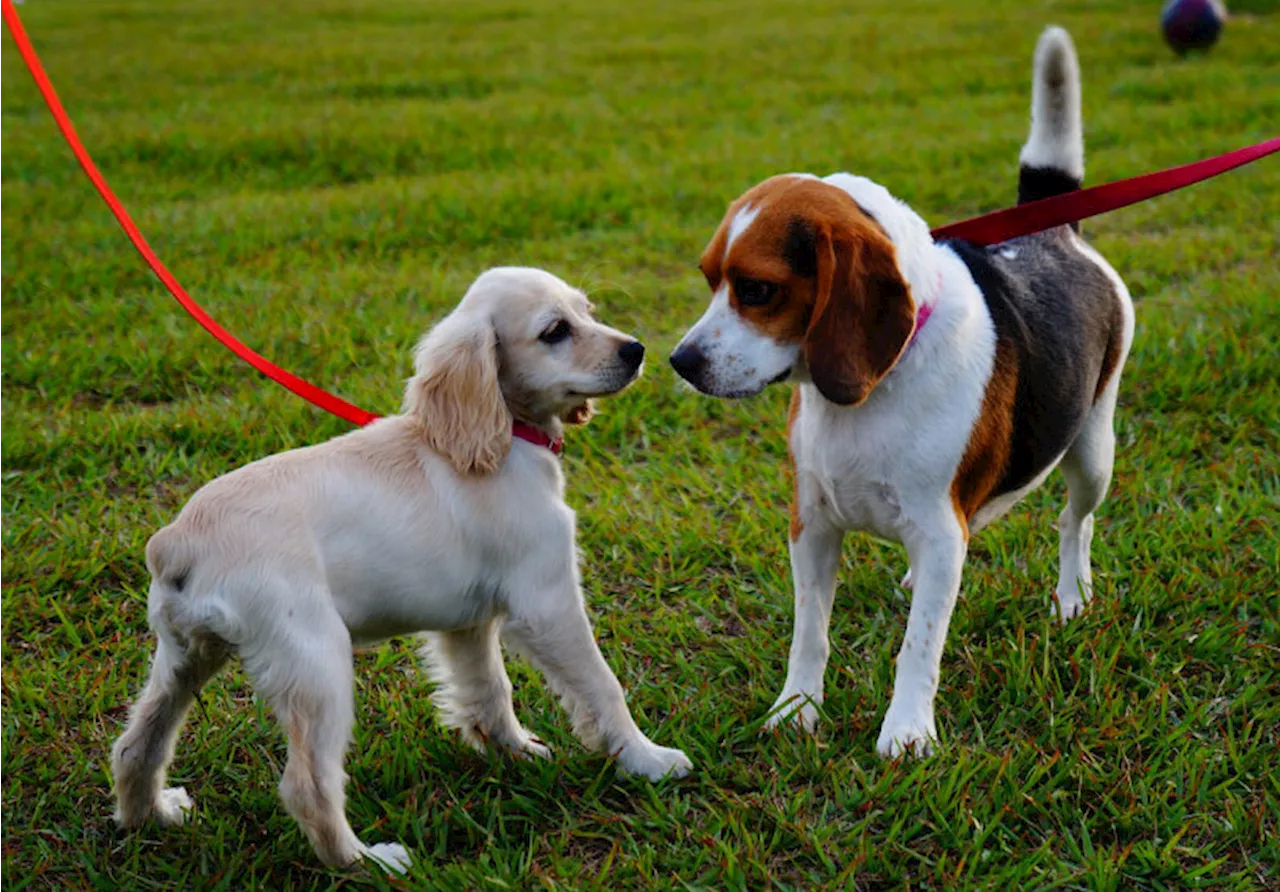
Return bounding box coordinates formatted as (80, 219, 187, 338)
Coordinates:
(668, 343, 707, 383)
(618, 340, 646, 369)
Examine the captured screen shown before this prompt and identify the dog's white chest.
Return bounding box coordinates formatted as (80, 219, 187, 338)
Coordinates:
(798, 410, 910, 542)
(817, 462, 906, 542)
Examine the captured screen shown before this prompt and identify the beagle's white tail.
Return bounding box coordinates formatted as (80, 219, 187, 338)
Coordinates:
(1018, 26, 1084, 207)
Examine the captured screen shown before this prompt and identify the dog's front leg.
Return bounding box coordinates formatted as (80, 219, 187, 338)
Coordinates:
(876, 513, 967, 758)
(765, 520, 844, 732)
(504, 582, 692, 782)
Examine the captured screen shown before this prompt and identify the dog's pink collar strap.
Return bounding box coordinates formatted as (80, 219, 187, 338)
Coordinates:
(906, 270, 941, 349)
(908, 301, 933, 347)
(512, 421, 563, 456)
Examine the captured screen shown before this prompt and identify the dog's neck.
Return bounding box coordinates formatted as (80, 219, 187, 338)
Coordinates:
(512, 413, 563, 439)
(511, 418, 564, 455)
(500, 383, 566, 447)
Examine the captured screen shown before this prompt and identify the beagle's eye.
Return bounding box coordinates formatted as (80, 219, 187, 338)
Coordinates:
(735, 278, 778, 307)
(539, 320, 572, 344)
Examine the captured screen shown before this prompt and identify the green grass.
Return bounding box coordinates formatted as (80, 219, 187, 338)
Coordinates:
(3, 0, 1278, 887)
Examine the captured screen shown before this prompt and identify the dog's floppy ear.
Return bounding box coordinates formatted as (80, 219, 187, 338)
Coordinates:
(404, 312, 512, 475)
(803, 218, 917, 406)
(561, 400, 595, 426)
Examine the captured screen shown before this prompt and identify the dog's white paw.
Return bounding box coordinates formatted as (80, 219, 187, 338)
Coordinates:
(900, 567, 915, 591)
(617, 740, 693, 781)
(763, 690, 821, 733)
(876, 709, 937, 759)
(363, 841, 412, 874)
(1054, 590, 1087, 623)
(514, 735, 552, 761)
(153, 787, 194, 826)
(488, 725, 553, 760)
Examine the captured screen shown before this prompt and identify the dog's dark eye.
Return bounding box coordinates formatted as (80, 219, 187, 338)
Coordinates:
(539, 320, 572, 344)
(735, 278, 778, 307)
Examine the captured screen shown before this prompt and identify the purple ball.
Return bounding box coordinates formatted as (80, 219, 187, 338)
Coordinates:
(1162, 0, 1226, 55)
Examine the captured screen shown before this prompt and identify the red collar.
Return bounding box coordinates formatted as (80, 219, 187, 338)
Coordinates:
(512, 421, 563, 456)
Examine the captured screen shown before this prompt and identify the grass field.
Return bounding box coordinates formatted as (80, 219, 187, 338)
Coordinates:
(3, 0, 1278, 887)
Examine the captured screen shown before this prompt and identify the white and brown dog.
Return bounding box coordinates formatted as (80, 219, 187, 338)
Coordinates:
(670, 28, 1133, 757)
(111, 267, 691, 872)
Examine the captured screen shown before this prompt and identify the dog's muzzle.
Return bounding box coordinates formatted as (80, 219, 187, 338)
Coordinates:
(668, 342, 708, 390)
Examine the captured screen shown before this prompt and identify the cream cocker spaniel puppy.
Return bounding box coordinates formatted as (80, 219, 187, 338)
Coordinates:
(111, 267, 691, 873)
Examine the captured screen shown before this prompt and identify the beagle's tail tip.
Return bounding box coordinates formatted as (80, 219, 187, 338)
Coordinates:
(1018, 26, 1084, 204)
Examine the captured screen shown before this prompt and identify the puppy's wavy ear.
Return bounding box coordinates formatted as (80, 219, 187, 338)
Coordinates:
(804, 218, 916, 406)
(561, 400, 595, 426)
(404, 312, 512, 475)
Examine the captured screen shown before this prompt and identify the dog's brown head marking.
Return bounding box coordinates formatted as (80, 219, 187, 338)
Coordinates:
(685, 175, 917, 404)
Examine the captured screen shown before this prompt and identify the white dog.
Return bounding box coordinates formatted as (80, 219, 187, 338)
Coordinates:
(111, 267, 692, 872)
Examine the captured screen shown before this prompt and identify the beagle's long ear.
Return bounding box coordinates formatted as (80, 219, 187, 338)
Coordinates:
(404, 312, 512, 475)
(804, 219, 917, 406)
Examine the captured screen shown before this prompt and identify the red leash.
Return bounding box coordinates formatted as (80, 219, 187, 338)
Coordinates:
(4, 0, 1276, 428)
(2, 0, 376, 427)
(932, 136, 1280, 244)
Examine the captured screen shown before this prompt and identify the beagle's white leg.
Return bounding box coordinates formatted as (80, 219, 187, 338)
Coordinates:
(1055, 384, 1118, 621)
(765, 522, 844, 732)
(877, 512, 967, 758)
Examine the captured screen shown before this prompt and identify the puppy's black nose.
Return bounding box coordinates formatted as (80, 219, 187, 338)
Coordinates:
(618, 340, 646, 369)
(668, 343, 707, 383)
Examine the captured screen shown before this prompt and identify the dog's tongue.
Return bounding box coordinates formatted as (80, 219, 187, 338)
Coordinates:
(563, 403, 592, 425)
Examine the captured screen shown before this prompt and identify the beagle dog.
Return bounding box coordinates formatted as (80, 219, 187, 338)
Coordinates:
(670, 28, 1133, 757)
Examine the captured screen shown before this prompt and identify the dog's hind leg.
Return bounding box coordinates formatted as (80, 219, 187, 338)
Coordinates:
(421, 618, 549, 759)
(1055, 387, 1118, 621)
(241, 602, 411, 873)
(112, 630, 228, 828)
